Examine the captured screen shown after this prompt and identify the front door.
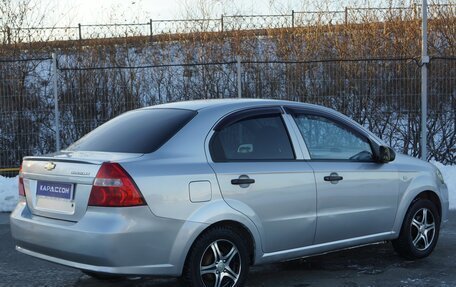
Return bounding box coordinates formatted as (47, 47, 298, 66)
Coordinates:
(290, 111, 399, 244)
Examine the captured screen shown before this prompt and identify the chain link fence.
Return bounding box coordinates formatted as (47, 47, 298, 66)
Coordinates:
(1, 55, 455, 176)
(0, 57, 55, 176)
(1, 4, 454, 44)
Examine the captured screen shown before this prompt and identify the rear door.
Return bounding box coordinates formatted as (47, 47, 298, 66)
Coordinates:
(208, 107, 317, 253)
(288, 108, 399, 244)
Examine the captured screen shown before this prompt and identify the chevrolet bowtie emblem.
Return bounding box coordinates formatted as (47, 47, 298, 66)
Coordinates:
(44, 162, 56, 171)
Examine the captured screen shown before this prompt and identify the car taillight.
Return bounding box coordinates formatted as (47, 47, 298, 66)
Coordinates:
(18, 165, 26, 197)
(88, 162, 145, 207)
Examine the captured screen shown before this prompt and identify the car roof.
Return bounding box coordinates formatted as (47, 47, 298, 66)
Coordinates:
(141, 98, 385, 145)
(142, 98, 323, 112)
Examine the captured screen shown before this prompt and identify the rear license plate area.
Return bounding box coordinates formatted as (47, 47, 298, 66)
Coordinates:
(36, 181, 74, 200)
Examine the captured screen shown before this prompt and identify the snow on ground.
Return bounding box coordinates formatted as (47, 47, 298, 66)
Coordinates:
(0, 163, 455, 212)
(0, 176, 18, 212)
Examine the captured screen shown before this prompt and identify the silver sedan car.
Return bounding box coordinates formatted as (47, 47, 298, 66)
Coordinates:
(11, 99, 449, 287)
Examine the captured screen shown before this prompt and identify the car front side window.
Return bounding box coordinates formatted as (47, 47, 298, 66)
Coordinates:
(293, 113, 373, 161)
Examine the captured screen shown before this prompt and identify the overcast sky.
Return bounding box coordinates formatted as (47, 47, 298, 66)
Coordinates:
(29, 0, 370, 26)
(3, 0, 454, 27)
(41, 0, 290, 26)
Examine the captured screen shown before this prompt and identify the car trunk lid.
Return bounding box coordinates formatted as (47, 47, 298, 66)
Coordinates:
(21, 151, 143, 222)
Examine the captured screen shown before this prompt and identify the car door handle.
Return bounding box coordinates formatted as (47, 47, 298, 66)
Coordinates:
(231, 178, 255, 185)
(324, 173, 343, 182)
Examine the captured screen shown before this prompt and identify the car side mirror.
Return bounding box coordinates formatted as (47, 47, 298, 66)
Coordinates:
(378, 146, 396, 163)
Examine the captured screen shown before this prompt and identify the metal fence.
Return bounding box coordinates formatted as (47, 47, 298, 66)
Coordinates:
(0, 57, 55, 175)
(0, 55, 455, 176)
(1, 4, 454, 44)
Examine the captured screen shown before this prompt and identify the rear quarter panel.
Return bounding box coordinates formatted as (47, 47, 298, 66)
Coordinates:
(120, 108, 266, 267)
(122, 158, 264, 268)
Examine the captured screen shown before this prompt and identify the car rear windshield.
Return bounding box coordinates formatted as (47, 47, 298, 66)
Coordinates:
(66, 108, 197, 153)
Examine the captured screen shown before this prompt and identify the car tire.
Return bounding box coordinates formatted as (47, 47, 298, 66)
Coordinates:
(184, 226, 250, 287)
(392, 199, 440, 260)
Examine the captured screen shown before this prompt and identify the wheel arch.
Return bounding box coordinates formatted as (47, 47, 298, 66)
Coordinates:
(393, 188, 443, 234)
(412, 191, 442, 220)
(183, 220, 256, 270)
(168, 201, 263, 276)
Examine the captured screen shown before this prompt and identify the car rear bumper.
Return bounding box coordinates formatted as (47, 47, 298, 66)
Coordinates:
(10, 200, 206, 276)
(15, 245, 175, 275)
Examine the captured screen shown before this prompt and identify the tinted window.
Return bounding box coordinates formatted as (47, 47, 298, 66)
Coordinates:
(67, 109, 196, 153)
(293, 114, 373, 161)
(211, 114, 294, 161)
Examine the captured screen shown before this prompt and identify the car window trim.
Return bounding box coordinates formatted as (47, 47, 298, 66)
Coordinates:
(213, 107, 284, 131)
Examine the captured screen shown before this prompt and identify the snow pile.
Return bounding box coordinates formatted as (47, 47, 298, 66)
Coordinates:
(432, 162, 456, 210)
(0, 176, 18, 212)
(0, 163, 455, 212)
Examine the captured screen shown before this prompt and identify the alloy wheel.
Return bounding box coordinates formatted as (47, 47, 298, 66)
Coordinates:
(410, 207, 436, 251)
(199, 239, 241, 287)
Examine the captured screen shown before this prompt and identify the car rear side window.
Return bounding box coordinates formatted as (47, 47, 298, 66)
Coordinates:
(210, 113, 295, 162)
(67, 108, 196, 153)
